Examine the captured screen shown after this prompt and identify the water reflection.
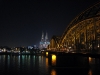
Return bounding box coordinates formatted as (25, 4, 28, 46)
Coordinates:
(51, 69, 56, 75)
(0, 55, 100, 75)
(88, 57, 100, 75)
(88, 69, 92, 75)
(52, 54, 56, 66)
(46, 58, 48, 68)
(0, 55, 49, 75)
(89, 57, 95, 64)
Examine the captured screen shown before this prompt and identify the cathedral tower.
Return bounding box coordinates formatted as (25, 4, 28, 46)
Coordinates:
(45, 32, 48, 42)
(41, 31, 44, 41)
(39, 31, 50, 50)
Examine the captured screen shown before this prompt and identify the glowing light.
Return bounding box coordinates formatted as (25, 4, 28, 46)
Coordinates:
(72, 52, 75, 53)
(89, 57, 92, 62)
(88, 69, 92, 75)
(52, 54, 56, 66)
(98, 44, 99, 48)
(46, 52, 48, 56)
(51, 69, 56, 75)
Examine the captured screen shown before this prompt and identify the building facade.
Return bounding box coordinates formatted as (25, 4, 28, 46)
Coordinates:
(39, 32, 50, 50)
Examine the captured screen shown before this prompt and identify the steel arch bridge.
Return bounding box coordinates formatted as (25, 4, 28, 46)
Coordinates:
(59, 2, 100, 53)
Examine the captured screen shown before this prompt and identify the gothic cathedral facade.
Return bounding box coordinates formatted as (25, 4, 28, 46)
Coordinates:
(39, 32, 50, 50)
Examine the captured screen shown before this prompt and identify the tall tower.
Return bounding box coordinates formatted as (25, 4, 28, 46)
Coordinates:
(45, 32, 48, 41)
(39, 31, 50, 50)
(41, 31, 44, 42)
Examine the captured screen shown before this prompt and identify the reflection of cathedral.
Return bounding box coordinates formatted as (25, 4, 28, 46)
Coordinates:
(39, 32, 50, 50)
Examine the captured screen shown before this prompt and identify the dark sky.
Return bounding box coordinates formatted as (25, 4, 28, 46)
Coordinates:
(0, 0, 100, 47)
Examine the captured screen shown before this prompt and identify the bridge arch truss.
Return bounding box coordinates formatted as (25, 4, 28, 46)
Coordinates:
(60, 2, 100, 52)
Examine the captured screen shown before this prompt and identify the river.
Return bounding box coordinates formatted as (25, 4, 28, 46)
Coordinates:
(0, 55, 100, 75)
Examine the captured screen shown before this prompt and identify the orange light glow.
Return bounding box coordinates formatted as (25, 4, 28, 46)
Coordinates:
(89, 57, 92, 62)
(52, 54, 56, 66)
(51, 69, 56, 75)
(46, 52, 48, 56)
(88, 69, 92, 75)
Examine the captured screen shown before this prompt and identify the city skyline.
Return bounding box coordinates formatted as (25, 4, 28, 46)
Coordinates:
(0, 0, 100, 47)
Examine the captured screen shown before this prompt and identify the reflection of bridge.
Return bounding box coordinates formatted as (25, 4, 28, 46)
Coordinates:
(43, 51, 100, 69)
(49, 2, 100, 53)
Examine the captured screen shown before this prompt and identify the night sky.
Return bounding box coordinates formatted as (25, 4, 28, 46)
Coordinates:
(0, 0, 100, 47)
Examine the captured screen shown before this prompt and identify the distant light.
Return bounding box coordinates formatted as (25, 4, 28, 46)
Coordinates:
(72, 52, 75, 53)
(89, 57, 92, 62)
(98, 44, 99, 48)
(28, 46, 33, 49)
(46, 52, 48, 56)
(69, 47, 71, 49)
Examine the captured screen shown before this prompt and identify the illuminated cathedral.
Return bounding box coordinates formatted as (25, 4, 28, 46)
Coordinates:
(39, 32, 50, 50)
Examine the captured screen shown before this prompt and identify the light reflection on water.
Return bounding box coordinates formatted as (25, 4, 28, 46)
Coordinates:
(51, 69, 56, 75)
(0, 55, 50, 75)
(88, 69, 92, 75)
(0, 55, 100, 75)
(52, 54, 56, 66)
(89, 57, 95, 64)
(88, 57, 100, 75)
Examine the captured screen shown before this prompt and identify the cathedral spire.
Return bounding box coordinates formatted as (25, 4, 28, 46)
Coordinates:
(45, 32, 48, 41)
(41, 31, 44, 41)
(39, 31, 50, 50)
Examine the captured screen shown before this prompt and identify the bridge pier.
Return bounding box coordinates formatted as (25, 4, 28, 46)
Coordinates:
(45, 51, 89, 68)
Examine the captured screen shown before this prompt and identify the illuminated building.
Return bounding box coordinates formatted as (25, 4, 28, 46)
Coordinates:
(39, 32, 50, 50)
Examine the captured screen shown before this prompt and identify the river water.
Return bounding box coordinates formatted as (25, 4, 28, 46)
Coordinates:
(0, 55, 100, 75)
